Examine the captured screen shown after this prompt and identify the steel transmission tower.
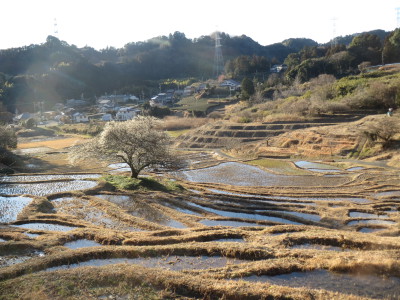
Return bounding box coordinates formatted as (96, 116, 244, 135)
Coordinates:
(213, 31, 224, 78)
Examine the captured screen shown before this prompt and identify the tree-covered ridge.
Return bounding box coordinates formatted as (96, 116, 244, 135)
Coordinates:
(1, 29, 400, 113)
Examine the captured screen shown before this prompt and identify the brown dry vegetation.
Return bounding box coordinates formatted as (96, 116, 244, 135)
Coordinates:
(0, 121, 399, 299)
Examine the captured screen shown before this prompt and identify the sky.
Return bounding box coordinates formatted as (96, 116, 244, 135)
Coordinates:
(1, 0, 400, 50)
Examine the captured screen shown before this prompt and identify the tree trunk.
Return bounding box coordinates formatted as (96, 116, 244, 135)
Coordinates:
(129, 165, 139, 178)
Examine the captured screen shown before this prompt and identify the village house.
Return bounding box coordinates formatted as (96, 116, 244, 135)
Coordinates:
(72, 112, 89, 123)
(183, 86, 196, 97)
(13, 112, 33, 124)
(220, 79, 241, 90)
(115, 107, 140, 121)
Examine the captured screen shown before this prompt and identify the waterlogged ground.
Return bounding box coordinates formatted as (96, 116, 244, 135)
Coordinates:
(0, 151, 400, 299)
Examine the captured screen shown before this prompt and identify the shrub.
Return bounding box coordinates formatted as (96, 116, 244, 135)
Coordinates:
(362, 116, 400, 149)
(0, 125, 17, 150)
(23, 118, 37, 129)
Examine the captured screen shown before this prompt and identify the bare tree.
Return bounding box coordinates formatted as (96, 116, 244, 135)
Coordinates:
(69, 116, 182, 178)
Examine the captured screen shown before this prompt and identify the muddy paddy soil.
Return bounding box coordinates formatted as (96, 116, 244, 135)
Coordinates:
(0, 147, 400, 299)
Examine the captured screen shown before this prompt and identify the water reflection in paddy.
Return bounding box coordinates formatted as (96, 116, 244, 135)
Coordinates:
(0, 174, 101, 182)
(64, 239, 102, 249)
(25, 233, 40, 239)
(46, 255, 246, 272)
(207, 189, 317, 206)
(359, 227, 386, 233)
(0, 251, 45, 268)
(200, 219, 265, 227)
(349, 212, 389, 219)
(347, 167, 364, 171)
(291, 244, 351, 251)
(11, 223, 78, 232)
(0, 196, 33, 223)
(294, 161, 341, 172)
(0, 181, 98, 196)
(187, 202, 303, 225)
(374, 191, 400, 198)
(179, 162, 347, 187)
(347, 219, 396, 226)
(206, 238, 245, 243)
(206, 189, 369, 205)
(235, 269, 400, 299)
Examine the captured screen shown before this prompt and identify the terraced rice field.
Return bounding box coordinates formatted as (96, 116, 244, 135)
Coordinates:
(0, 151, 399, 299)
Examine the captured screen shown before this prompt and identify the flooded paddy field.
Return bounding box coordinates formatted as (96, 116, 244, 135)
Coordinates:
(0, 152, 400, 299)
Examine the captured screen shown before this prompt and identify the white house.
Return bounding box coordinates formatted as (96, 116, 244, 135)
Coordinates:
(115, 107, 139, 121)
(72, 112, 89, 123)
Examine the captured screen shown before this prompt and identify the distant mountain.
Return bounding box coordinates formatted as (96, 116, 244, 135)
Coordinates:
(0, 28, 397, 113)
(325, 29, 390, 46)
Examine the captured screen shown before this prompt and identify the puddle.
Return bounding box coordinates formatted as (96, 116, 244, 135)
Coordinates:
(64, 239, 102, 249)
(235, 269, 400, 299)
(0, 174, 101, 183)
(0, 196, 33, 223)
(349, 212, 389, 219)
(46, 255, 246, 272)
(200, 219, 265, 227)
(0, 238, 5, 242)
(187, 203, 303, 225)
(178, 162, 347, 187)
(0, 181, 98, 196)
(347, 220, 396, 226)
(11, 223, 79, 232)
(0, 251, 45, 268)
(291, 244, 351, 252)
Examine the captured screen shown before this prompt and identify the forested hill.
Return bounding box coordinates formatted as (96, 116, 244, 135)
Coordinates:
(0, 29, 398, 112)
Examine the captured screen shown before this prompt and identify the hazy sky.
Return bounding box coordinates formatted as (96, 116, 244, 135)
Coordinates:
(1, 0, 399, 50)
